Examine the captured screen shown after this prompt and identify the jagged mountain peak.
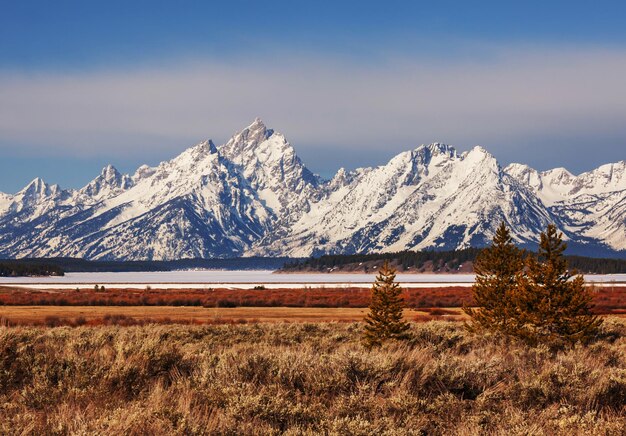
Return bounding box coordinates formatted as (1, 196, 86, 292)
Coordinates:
(540, 167, 576, 190)
(21, 177, 47, 193)
(505, 163, 543, 190)
(18, 177, 61, 198)
(409, 143, 458, 162)
(542, 167, 574, 177)
(329, 167, 349, 186)
(133, 164, 156, 182)
(463, 146, 500, 171)
(583, 160, 626, 188)
(80, 164, 133, 200)
(425, 142, 457, 154)
(383, 143, 455, 168)
(327, 166, 370, 191)
(170, 139, 218, 166)
(408, 143, 495, 168)
(193, 139, 217, 154)
(462, 145, 493, 160)
(505, 162, 534, 174)
(220, 119, 319, 188)
(222, 118, 275, 156)
(250, 117, 266, 129)
(0, 177, 69, 221)
(506, 159, 626, 205)
(100, 164, 122, 182)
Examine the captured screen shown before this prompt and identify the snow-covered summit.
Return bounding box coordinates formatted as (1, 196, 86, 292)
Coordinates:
(506, 161, 626, 205)
(80, 165, 133, 201)
(219, 119, 321, 226)
(505, 159, 626, 252)
(19, 177, 58, 198)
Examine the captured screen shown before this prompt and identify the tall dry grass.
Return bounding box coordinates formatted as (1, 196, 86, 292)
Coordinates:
(0, 321, 624, 435)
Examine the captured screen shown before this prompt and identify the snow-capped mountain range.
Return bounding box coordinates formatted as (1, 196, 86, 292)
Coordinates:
(1, 118, 625, 260)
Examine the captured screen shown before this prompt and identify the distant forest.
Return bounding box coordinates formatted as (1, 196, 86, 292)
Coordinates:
(0, 257, 295, 277)
(2, 250, 626, 277)
(282, 248, 481, 272)
(281, 249, 626, 275)
(0, 261, 65, 277)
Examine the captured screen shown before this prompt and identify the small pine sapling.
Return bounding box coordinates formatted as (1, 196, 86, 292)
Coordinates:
(363, 261, 410, 347)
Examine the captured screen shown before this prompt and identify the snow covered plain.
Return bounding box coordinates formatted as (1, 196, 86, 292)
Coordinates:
(1, 270, 624, 290)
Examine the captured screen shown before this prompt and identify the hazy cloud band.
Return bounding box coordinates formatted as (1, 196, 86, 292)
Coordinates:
(1, 46, 626, 174)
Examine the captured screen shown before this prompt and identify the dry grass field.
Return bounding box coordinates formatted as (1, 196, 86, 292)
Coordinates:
(0, 282, 623, 434)
(0, 284, 623, 326)
(0, 321, 624, 435)
(0, 306, 467, 326)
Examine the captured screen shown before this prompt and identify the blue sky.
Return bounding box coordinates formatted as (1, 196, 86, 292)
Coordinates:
(1, 1, 626, 192)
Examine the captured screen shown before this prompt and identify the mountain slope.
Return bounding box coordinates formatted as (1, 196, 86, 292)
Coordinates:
(505, 161, 626, 253)
(0, 119, 624, 259)
(252, 144, 557, 257)
(219, 118, 322, 228)
(0, 139, 273, 260)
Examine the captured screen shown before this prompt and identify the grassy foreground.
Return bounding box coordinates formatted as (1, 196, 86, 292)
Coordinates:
(1, 322, 625, 435)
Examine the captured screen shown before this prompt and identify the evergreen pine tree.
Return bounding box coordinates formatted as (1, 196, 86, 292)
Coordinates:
(464, 222, 524, 333)
(514, 224, 602, 345)
(363, 261, 410, 347)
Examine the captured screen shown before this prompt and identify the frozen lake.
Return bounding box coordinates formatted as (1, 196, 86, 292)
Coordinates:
(0, 270, 474, 289)
(1, 270, 624, 290)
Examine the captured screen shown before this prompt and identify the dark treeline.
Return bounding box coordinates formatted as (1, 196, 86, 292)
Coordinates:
(0, 261, 64, 277)
(282, 249, 626, 275)
(0, 257, 298, 276)
(3, 252, 625, 277)
(282, 249, 481, 272)
(565, 255, 626, 275)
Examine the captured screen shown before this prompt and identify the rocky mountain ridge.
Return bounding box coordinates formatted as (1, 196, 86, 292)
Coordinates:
(0, 119, 624, 260)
